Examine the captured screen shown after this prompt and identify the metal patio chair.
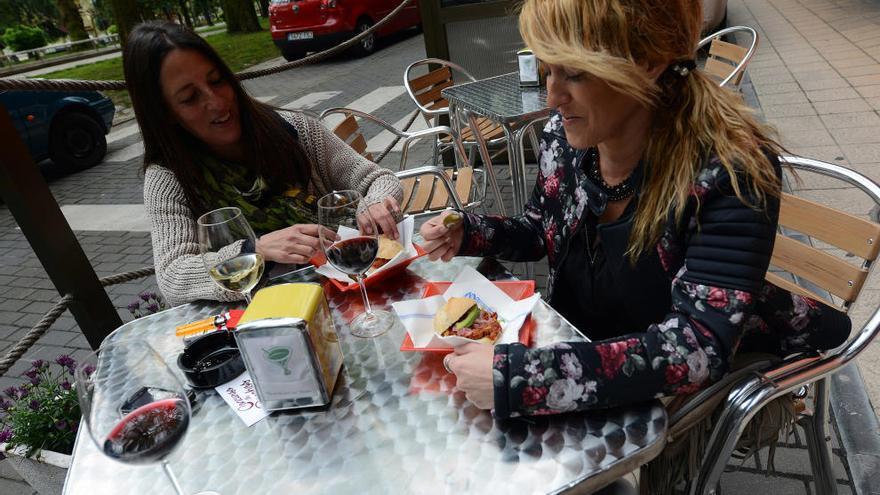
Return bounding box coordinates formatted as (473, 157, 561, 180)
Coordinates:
(319, 107, 487, 216)
(663, 156, 880, 494)
(697, 26, 759, 89)
(404, 58, 509, 212)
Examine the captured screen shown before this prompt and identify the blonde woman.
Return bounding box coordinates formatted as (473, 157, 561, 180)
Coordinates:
(420, 0, 849, 417)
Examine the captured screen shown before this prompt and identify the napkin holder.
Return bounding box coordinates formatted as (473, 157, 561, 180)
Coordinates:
(234, 283, 343, 411)
(517, 48, 544, 87)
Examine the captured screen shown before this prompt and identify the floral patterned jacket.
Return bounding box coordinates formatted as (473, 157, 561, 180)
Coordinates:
(458, 113, 851, 419)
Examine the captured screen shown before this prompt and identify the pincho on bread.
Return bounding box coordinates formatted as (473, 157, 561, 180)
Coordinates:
(368, 236, 404, 273)
(433, 297, 502, 344)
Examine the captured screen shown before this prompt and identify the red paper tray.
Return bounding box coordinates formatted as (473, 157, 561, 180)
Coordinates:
(400, 280, 536, 353)
(315, 244, 427, 292)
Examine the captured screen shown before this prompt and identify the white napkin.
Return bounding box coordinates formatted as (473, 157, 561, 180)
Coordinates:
(215, 372, 269, 427)
(315, 216, 417, 283)
(391, 266, 541, 349)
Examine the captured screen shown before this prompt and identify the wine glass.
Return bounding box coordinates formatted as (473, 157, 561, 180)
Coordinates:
(317, 190, 395, 338)
(197, 207, 264, 304)
(75, 340, 219, 495)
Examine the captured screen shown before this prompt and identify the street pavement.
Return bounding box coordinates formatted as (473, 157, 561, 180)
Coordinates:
(3, 0, 880, 491)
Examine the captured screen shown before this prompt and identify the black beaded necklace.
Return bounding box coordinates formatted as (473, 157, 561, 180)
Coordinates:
(586, 147, 636, 202)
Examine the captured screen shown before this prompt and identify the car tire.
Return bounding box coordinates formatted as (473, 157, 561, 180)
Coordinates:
(282, 48, 306, 61)
(349, 19, 376, 57)
(48, 111, 107, 170)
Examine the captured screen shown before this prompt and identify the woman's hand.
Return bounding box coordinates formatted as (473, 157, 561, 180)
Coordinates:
(256, 224, 338, 264)
(444, 343, 495, 410)
(360, 197, 401, 240)
(420, 210, 464, 262)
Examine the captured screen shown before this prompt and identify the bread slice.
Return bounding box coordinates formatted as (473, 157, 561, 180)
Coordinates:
(377, 236, 403, 260)
(433, 297, 477, 334)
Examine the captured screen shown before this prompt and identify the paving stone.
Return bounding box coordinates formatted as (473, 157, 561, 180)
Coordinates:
(819, 111, 880, 129)
(813, 98, 872, 114)
(829, 126, 880, 145)
(806, 87, 862, 102)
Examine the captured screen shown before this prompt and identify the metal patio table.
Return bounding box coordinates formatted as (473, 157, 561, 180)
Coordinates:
(64, 256, 666, 495)
(442, 72, 551, 216)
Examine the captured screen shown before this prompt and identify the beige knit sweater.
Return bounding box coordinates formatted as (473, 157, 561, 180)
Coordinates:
(144, 111, 402, 306)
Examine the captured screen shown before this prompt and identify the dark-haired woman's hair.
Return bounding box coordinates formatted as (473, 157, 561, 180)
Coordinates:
(123, 21, 312, 215)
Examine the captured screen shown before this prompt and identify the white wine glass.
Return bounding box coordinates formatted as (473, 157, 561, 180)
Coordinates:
(317, 190, 394, 338)
(75, 340, 219, 495)
(197, 207, 264, 304)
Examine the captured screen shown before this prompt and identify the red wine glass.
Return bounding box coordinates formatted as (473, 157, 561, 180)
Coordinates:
(317, 190, 394, 338)
(75, 340, 219, 495)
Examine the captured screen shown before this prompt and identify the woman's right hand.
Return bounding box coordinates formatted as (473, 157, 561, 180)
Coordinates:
(256, 224, 338, 264)
(420, 211, 464, 262)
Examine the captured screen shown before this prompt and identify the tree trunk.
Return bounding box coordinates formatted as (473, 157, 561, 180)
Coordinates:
(107, 0, 140, 46)
(257, 0, 269, 18)
(56, 0, 89, 46)
(178, 0, 194, 28)
(221, 0, 260, 33)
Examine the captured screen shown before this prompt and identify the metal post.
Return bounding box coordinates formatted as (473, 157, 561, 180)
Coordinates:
(0, 103, 122, 349)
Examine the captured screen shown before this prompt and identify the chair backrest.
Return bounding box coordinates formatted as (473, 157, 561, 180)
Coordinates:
(317, 107, 484, 216)
(697, 26, 759, 88)
(327, 110, 374, 162)
(404, 58, 477, 123)
(766, 157, 880, 312)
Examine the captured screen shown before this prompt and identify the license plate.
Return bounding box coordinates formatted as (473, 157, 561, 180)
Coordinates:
(288, 31, 314, 41)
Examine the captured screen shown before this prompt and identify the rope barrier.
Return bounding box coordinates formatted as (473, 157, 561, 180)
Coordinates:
(0, 0, 414, 92)
(0, 266, 155, 377)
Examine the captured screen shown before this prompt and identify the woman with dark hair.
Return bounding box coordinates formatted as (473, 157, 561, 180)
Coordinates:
(125, 21, 402, 306)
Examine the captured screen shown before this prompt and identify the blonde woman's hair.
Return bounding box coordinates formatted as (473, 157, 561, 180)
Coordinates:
(519, 0, 782, 260)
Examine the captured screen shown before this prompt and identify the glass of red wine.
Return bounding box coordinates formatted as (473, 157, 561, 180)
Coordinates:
(75, 340, 219, 495)
(318, 190, 395, 338)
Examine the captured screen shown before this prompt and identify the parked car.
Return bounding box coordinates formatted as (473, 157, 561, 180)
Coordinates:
(0, 89, 114, 170)
(703, 0, 728, 34)
(269, 0, 421, 61)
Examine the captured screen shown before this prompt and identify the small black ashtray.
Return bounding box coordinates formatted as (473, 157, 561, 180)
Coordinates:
(177, 331, 245, 389)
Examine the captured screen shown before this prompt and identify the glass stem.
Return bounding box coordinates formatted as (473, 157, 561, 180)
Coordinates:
(243, 291, 252, 305)
(357, 275, 373, 315)
(162, 460, 186, 495)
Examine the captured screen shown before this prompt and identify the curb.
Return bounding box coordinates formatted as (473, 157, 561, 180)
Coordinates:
(831, 364, 880, 495)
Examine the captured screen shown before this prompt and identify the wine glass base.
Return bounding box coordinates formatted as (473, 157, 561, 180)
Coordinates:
(350, 310, 394, 338)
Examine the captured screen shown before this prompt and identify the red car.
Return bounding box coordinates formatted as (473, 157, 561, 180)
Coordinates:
(269, 0, 421, 61)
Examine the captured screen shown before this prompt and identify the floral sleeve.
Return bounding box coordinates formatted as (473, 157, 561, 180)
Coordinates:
(492, 165, 780, 418)
(457, 179, 546, 262)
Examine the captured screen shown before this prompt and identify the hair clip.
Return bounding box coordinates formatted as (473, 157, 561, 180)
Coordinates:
(670, 60, 697, 77)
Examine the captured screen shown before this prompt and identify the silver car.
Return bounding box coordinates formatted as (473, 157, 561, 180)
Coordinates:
(703, 0, 728, 33)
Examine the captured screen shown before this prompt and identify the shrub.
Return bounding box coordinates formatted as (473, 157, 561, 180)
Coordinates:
(0, 356, 88, 457)
(2, 25, 47, 52)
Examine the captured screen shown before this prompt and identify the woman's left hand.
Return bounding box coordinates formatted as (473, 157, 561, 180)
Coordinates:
(444, 343, 495, 410)
(359, 197, 400, 240)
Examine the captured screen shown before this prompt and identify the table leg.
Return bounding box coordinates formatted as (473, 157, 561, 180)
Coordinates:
(466, 111, 507, 216)
(504, 123, 535, 279)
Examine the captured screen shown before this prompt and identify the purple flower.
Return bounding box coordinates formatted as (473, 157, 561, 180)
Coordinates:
(70, 421, 79, 433)
(127, 301, 140, 312)
(0, 398, 11, 411)
(27, 375, 41, 386)
(82, 364, 95, 377)
(56, 355, 75, 369)
(54, 420, 68, 431)
(60, 380, 72, 391)
(147, 303, 159, 313)
(30, 359, 45, 369)
(23, 369, 38, 380)
(140, 292, 152, 302)
(28, 399, 41, 411)
(3, 387, 17, 399)
(17, 387, 28, 399)
(0, 427, 12, 443)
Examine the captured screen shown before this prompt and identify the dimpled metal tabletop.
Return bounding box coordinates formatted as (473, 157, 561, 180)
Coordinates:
(64, 257, 666, 495)
(442, 72, 550, 124)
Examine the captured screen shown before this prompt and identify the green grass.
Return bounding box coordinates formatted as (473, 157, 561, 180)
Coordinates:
(37, 18, 278, 110)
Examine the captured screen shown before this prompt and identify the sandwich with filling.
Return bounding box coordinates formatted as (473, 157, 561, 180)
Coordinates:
(433, 297, 502, 343)
(368, 236, 404, 274)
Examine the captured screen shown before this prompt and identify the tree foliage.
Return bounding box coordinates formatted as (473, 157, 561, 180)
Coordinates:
(56, 0, 89, 41)
(2, 24, 47, 51)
